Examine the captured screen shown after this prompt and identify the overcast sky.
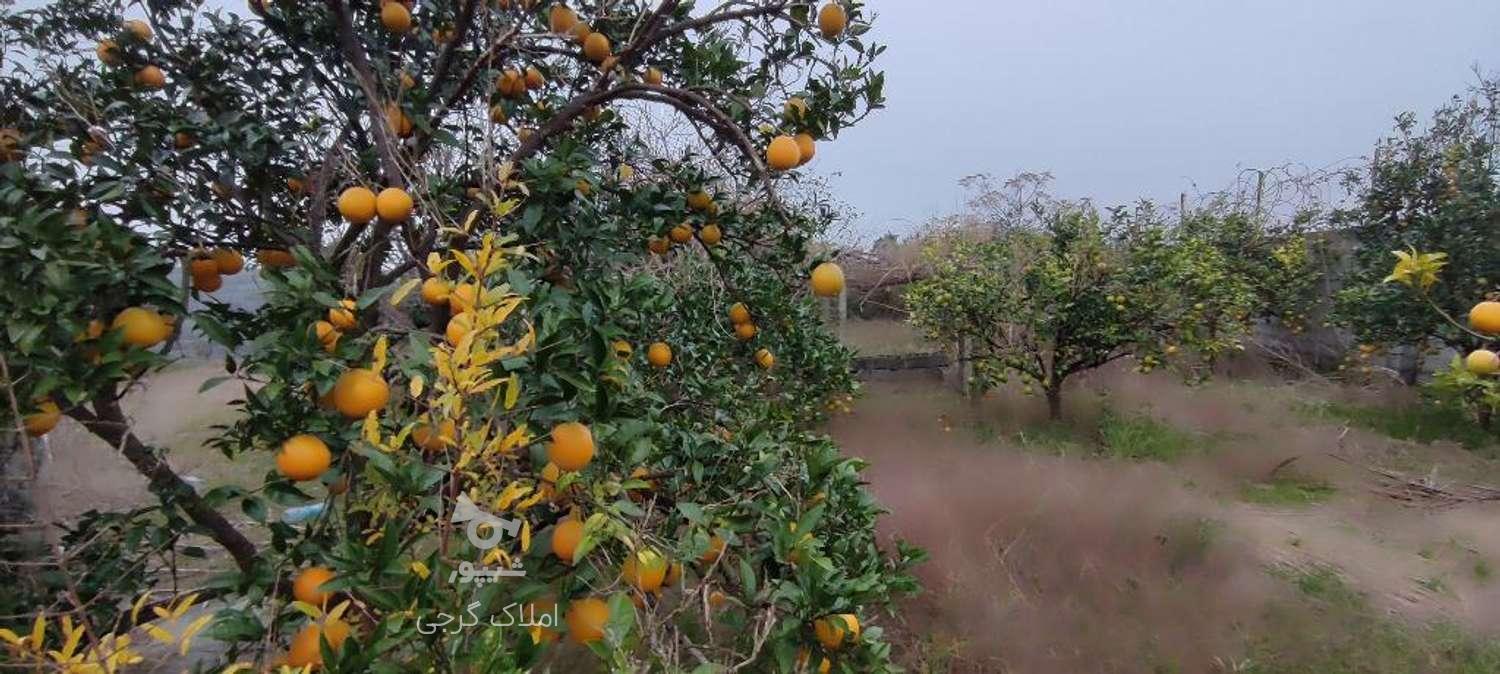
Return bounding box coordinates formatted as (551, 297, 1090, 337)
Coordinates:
(818, 0, 1500, 241)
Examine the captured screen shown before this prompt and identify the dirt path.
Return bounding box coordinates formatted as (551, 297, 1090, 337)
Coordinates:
(830, 369, 1500, 672)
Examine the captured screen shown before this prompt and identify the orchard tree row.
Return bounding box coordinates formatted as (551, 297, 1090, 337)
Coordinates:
(0, 0, 921, 671)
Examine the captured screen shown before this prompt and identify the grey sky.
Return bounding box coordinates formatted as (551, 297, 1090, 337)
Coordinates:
(818, 0, 1500, 241)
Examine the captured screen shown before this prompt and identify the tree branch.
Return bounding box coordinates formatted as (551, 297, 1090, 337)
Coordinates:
(67, 398, 259, 575)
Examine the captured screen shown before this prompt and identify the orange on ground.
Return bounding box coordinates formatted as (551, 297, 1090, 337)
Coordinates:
(565, 597, 609, 643)
(810, 261, 845, 297)
(332, 368, 389, 419)
(734, 322, 758, 341)
(728, 302, 751, 325)
(766, 135, 801, 171)
(337, 186, 378, 224)
(755, 348, 775, 370)
(293, 567, 336, 606)
(277, 434, 332, 482)
(551, 518, 584, 562)
(548, 421, 595, 471)
(647, 342, 672, 368)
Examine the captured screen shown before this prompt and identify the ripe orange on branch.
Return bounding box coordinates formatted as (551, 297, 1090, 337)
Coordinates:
(818, 2, 848, 39)
(621, 548, 668, 593)
(766, 135, 801, 171)
(551, 518, 583, 562)
(698, 223, 722, 246)
(211, 248, 245, 275)
(1467, 349, 1500, 376)
(376, 187, 413, 222)
(1470, 301, 1500, 334)
(111, 307, 171, 348)
(23, 399, 61, 437)
(547, 421, 595, 471)
(810, 262, 845, 297)
(286, 619, 350, 668)
(420, 277, 450, 305)
(134, 65, 166, 89)
(380, 1, 412, 33)
(565, 597, 609, 644)
(277, 434, 332, 481)
(332, 368, 389, 418)
(293, 566, 336, 606)
(338, 186, 378, 224)
(583, 32, 611, 63)
(328, 299, 357, 330)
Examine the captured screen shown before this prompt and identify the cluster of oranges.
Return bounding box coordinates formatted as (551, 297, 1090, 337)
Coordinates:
(1465, 301, 1500, 375)
(22, 305, 175, 437)
(186, 247, 245, 293)
(95, 20, 165, 89)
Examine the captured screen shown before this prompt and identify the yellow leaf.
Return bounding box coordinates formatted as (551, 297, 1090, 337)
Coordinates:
(454, 250, 478, 279)
(389, 277, 421, 306)
(289, 601, 322, 620)
(494, 482, 532, 511)
(178, 614, 214, 656)
(520, 519, 532, 553)
(498, 424, 529, 453)
(172, 593, 200, 619)
(372, 335, 389, 372)
(327, 600, 351, 622)
(29, 613, 45, 648)
(409, 375, 425, 399)
(0, 628, 21, 646)
(504, 373, 520, 410)
(221, 664, 257, 674)
(129, 592, 151, 626)
(362, 411, 382, 447)
(58, 618, 83, 659)
(409, 561, 431, 580)
(426, 251, 444, 275)
(141, 624, 174, 645)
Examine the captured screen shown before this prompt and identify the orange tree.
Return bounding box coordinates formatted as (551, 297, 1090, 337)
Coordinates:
(0, 0, 921, 670)
(907, 195, 1257, 419)
(1332, 79, 1500, 382)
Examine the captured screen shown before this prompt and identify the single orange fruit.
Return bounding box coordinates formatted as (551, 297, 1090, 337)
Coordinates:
(134, 65, 166, 89)
(1471, 301, 1500, 334)
(420, 277, 450, 305)
(286, 619, 350, 668)
(621, 548, 669, 593)
(795, 132, 816, 165)
(332, 369, 389, 419)
(728, 303, 751, 325)
(277, 434, 332, 481)
(565, 597, 609, 643)
(669, 223, 693, 243)
(698, 535, 725, 565)
(412, 418, 457, 451)
(111, 307, 170, 348)
(767, 135, 801, 171)
(755, 348, 775, 370)
(1467, 349, 1500, 375)
(548, 4, 577, 33)
(698, 223, 722, 246)
(647, 342, 672, 368)
(810, 262, 845, 297)
(734, 322, 758, 341)
(448, 283, 479, 314)
(328, 299, 357, 331)
(211, 248, 245, 275)
(548, 421, 595, 471)
(644, 67, 663, 85)
(337, 186, 378, 224)
(551, 518, 584, 562)
(193, 270, 223, 292)
(293, 567, 336, 606)
(818, 2, 847, 38)
(380, 1, 412, 32)
(23, 400, 61, 437)
(376, 187, 413, 222)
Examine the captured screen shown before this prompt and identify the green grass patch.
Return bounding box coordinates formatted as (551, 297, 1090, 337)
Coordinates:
(1096, 410, 1203, 462)
(1009, 421, 1088, 455)
(1295, 399, 1495, 449)
(1248, 566, 1500, 673)
(1242, 473, 1337, 506)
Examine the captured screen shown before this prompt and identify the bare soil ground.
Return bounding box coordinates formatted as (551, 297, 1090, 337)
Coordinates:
(830, 367, 1500, 673)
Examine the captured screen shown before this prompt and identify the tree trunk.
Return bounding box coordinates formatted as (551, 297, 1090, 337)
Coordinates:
(1045, 384, 1063, 420)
